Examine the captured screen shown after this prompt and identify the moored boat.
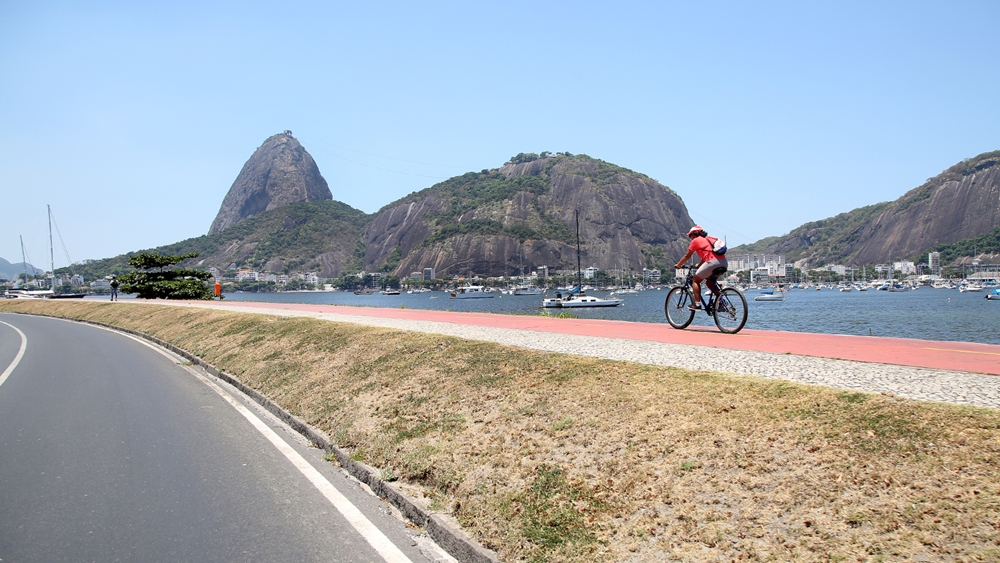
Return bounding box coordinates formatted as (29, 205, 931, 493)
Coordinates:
(540, 210, 622, 309)
(542, 291, 622, 308)
(450, 284, 494, 299)
(754, 288, 785, 302)
(512, 284, 543, 296)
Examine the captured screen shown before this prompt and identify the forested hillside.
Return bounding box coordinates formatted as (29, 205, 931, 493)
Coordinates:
(59, 200, 369, 281)
(731, 150, 1000, 267)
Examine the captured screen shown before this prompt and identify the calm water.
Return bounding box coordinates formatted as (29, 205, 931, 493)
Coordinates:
(220, 286, 1000, 345)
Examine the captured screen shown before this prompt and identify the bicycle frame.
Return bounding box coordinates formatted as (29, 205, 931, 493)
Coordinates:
(681, 268, 722, 313)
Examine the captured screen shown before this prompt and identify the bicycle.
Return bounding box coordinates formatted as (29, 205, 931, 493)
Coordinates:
(665, 266, 748, 334)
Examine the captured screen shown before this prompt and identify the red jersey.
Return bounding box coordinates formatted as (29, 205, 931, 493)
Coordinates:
(688, 236, 723, 262)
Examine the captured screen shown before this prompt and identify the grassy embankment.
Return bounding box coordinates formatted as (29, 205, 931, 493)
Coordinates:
(2, 300, 998, 563)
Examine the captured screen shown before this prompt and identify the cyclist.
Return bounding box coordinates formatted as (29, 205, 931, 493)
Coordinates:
(675, 226, 727, 311)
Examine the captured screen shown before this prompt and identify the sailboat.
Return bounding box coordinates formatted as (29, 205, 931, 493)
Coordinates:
(541, 211, 621, 308)
(5, 235, 49, 298)
(6, 206, 85, 299)
(511, 246, 543, 295)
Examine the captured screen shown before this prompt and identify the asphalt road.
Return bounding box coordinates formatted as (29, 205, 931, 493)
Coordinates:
(0, 313, 446, 563)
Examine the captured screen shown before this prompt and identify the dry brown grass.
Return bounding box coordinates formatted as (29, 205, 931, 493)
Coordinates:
(3, 299, 999, 562)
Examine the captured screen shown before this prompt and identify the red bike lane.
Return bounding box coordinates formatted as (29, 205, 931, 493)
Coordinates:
(197, 301, 1000, 376)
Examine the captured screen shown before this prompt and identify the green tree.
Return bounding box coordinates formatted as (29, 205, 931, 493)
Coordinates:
(118, 252, 218, 300)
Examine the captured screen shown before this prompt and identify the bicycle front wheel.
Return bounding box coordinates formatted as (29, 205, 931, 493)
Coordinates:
(713, 288, 748, 334)
(665, 286, 696, 329)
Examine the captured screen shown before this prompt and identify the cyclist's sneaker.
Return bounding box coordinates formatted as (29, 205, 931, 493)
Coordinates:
(687, 304, 701, 311)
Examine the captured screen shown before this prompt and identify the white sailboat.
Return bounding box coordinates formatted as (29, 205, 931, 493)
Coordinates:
(8, 207, 86, 299)
(541, 211, 621, 309)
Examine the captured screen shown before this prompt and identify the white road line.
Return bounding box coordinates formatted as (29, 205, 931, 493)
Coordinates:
(117, 331, 414, 563)
(0, 320, 28, 389)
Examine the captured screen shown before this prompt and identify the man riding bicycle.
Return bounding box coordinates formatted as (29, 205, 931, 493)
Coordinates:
(674, 226, 727, 311)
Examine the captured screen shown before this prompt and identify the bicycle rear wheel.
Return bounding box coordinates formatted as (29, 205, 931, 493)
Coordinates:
(665, 287, 696, 329)
(713, 288, 748, 334)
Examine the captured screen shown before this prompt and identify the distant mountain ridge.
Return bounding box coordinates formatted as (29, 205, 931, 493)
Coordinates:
(67, 151, 695, 281)
(209, 132, 332, 234)
(734, 150, 1000, 268)
(59, 136, 1000, 283)
(0, 257, 43, 281)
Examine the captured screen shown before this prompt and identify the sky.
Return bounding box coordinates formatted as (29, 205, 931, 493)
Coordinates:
(2, 1, 998, 268)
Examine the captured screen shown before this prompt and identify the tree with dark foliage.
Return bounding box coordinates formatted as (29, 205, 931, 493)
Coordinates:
(118, 252, 219, 300)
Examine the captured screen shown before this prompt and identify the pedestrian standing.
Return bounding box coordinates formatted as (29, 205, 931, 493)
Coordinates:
(110, 276, 119, 301)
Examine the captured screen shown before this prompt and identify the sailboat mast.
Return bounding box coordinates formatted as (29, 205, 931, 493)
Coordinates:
(575, 210, 582, 291)
(48, 205, 55, 288)
(20, 235, 29, 285)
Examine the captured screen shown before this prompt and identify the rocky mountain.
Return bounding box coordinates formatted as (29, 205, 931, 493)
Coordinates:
(362, 153, 695, 278)
(209, 132, 332, 234)
(734, 150, 1000, 268)
(70, 153, 695, 282)
(63, 139, 1000, 283)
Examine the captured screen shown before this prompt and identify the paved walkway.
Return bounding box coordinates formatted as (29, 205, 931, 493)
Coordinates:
(153, 301, 1000, 410)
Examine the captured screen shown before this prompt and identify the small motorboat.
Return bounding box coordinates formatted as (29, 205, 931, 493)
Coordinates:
(754, 288, 785, 302)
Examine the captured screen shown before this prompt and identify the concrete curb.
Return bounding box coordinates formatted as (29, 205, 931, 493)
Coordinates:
(20, 313, 500, 563)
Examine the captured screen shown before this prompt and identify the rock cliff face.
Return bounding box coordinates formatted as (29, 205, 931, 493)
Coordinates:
(363, 155, 695, 277)
(850, 154, 1000, 265)
(209, 133, 332, 234)
(738, 151, 1000, 267)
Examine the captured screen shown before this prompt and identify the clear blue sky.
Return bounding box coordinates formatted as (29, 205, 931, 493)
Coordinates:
(2, 1, 997, 268)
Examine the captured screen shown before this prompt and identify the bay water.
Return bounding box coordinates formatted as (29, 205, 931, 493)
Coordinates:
(222, 286, 1000, 345)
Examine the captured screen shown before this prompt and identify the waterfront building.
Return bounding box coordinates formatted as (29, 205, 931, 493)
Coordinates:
(423, 267, 435, 280)
(736, 254, 787, 278)
(928, 252, 941, 275)
(236, 270, 260, 282)
(966, 262, 1000, 282)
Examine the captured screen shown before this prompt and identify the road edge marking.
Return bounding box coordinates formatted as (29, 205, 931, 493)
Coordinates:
(197, 372, 415, 563)
(0, 320, 28, 389)
(116, 330, 414, 563)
